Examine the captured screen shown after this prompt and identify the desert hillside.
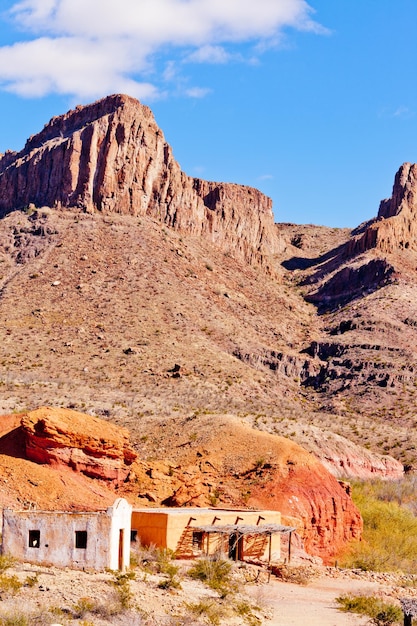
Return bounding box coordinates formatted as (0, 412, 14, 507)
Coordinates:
(0, 407, 362, 561)
(1, 95, 417, 549)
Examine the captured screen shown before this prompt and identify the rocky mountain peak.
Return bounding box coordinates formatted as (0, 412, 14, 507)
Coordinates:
(378, 162, 417, 219)
(0, 94, 280, 267)
(347, 162, 417, 256)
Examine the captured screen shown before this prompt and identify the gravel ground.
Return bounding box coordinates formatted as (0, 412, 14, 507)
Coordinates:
(246, 567, 416, 626)
(0, 561, 413, 625)
(250, 577, 374, 626)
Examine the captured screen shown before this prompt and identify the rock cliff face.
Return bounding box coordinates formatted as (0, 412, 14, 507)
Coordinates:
(144, 415, 363, 563)
(247, 464, 362, 561)
(20, 407, 137, 486)
(0, 94, 279, 266)
(348, 163, 417, 256)
(305, 259, 395, 313)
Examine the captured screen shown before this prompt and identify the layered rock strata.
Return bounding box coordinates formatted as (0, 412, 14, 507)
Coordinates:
(348, 162, 417, 256)
(21, 406, 137, 486)
(0, 94, 279, 266)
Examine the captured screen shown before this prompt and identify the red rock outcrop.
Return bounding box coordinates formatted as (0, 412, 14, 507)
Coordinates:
(348, 162, 417, 256)
(20, 406, 137, 486)
(247, 465, 362, 562)
(245, 451, 362, 562)
(151, 415, 363, 562)
(0, 94, 280, 267)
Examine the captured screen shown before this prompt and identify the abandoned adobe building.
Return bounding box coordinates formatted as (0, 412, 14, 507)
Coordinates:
(132, 507, 295, 563)
(1, 498, 131, 571)
(1, 502, 294, 571)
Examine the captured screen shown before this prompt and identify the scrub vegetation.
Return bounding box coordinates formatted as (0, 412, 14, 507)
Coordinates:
(340, 478, 417, 573)
(336, 594, 402, 626)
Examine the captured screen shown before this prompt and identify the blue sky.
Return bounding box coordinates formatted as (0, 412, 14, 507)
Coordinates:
(0, 1, 416, 227)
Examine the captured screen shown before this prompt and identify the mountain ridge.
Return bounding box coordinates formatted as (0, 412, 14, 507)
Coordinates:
(0, 93, 280, 268)
(1, 95, 417, 559)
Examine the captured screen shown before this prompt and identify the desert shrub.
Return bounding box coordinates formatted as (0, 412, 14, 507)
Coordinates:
(131, 544, 179, 579)
(0, 574, 22, 596)
(358, 475, 417, 515)
(336, 593, 402, 625)
(23, 574, 38, 588)
(130, 541, 158, 572)
(156, 548, 177, 573)
(185, 599, 225, 626)
(340, 481, 417, 572)
(188, 556, 235, 598)
(234, 600, 261, 626)
(157, 567, 182, 590)
(83, 599, 123, 620)
(0, 615, 28, 626)
(156, 550, 182, 590)
(0, 608, 54, 626)
(72, 596, 97, 618)
(110, 570, 136, 609)
(0, 556, 15, 573)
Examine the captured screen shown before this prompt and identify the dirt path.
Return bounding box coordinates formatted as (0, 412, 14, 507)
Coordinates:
(247, 576, 385, 626)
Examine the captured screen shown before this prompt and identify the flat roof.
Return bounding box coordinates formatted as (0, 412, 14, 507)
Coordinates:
(132, 507, 278, 515)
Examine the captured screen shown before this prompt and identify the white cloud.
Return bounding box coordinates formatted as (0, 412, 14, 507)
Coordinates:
(0, 0, 324, 100)
(378, 105, 415, 121)
(393, 106, 414, 119)
(0, 37, 158, 99)
(185, 86, 212, 99)
(186, 45, 231, 64)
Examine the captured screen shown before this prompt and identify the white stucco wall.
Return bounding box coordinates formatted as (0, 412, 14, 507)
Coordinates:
(1, 498, 131, 571)
(107, 497, 132, 571)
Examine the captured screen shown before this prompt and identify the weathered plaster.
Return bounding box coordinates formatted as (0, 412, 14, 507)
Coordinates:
(2, 497, 131, 571)
(131, 507, 282, 560)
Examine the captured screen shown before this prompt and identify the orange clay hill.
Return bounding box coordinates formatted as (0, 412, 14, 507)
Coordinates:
(0, 407, 362, 562)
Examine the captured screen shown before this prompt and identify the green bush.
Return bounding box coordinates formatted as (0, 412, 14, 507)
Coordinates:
(130, 541, 159, 572)
(0, 574, 22, 596)
(0, 556, 15, 573)
(235, 600, 262, 626)
(23, 574, 38, 588)
(188, 556, 235, 598)
(109, 570, 136, 609)
(340, 481, 417, 573)
(336, 593, 402, 625)
(156, 548, 182, 589)
(185, 599, 225, 626)
(72, 596, 96, 618)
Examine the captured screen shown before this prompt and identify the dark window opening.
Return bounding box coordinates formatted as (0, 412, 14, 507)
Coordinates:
(192, 531, 204, 551)
(28, 530, 40, 548)
(75, 530, 88, 549)
(130, 530, 138, 543)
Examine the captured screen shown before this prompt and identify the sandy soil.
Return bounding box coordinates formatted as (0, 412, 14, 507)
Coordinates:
(0, 560, 409, 626)
(248, 576, 379, 626)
